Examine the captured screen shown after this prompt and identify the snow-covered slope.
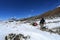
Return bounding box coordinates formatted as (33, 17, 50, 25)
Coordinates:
(0, 17, 60, 40)
(36, 17, 60, 29)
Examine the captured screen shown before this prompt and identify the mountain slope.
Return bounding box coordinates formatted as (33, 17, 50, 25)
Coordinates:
(39, 7, 60, 18)
(20, 7, 60, 21)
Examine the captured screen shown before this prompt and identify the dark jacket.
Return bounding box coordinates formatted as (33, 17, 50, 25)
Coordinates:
(40, 18, 45, 24)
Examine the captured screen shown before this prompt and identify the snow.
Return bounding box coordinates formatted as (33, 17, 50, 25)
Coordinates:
(45, 18, 60, 29)
(0, 17, 60, 40)
(57, 5, 60, 8)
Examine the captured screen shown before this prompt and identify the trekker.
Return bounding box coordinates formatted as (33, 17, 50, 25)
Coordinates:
(39, 18, 45, 29)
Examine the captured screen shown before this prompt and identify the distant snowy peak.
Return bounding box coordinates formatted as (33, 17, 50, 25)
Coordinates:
(7, 17, 19, 22)
(57, 5, 60, 8)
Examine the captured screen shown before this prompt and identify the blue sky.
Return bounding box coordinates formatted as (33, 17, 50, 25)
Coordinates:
(0, 0, 60, 20)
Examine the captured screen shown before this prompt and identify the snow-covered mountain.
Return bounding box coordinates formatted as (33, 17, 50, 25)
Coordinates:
(0, 17, 60, 40)
(0, 7, 60, 40)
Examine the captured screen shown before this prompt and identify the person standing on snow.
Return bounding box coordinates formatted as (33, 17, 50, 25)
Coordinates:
(39, 18, 45, 29)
